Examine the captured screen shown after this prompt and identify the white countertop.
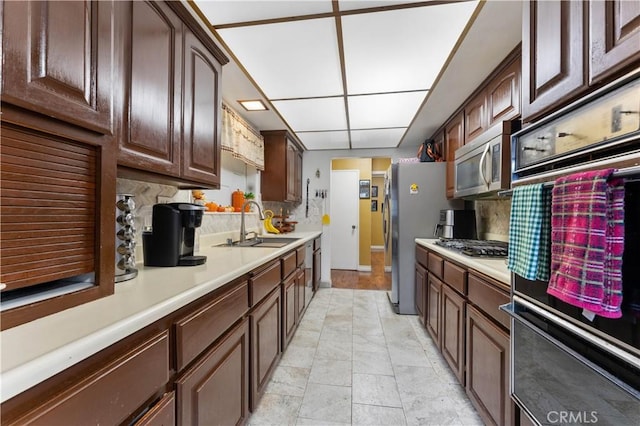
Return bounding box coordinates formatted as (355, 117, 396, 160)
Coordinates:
(0, 231, 321, 403)
(415, 238, 511, 285)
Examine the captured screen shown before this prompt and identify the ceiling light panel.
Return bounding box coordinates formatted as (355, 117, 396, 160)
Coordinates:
(351, 128, 407, 149)
(196, 1, 334, 27)
(348, 91, 427, 129)
(272, 98, 347, 131)
(341, 1, 478, 94)
(218, 19, 343, 99)
(338, 1, 430, 12)
(297, 131, 350, 150)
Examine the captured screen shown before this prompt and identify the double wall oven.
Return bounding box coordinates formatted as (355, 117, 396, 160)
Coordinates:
(503, 69, 640, 425)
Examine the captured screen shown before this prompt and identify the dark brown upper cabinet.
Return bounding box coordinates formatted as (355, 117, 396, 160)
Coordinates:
(117, 1, 227, 188)
(522, 0, 587, 123)
(181, 29, 223, 187)
(117, 0, 182, 177)
(445, 112, 464, 199)
(464, 90, 487, 143)
(2, 0, 115, 135)
(589, 0, 640, 84)
(487, 55, 521, 127)
(261, 131, 303, 203)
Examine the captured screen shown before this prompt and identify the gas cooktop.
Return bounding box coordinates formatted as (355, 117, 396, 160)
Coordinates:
(435, 238, 509, 258)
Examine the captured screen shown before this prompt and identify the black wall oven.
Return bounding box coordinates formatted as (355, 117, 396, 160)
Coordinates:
(503, 68, 640, 425)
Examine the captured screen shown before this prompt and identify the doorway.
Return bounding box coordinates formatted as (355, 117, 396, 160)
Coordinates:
(330, 169, 359, 270)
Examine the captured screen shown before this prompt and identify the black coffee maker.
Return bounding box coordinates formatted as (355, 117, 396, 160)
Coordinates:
(142, 203, 207, 267)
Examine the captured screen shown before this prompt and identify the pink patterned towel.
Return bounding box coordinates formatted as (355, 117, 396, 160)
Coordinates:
(547, 169, 625, 319)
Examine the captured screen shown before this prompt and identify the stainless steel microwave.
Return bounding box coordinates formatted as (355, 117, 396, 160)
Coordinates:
(454, 120, 518, 198)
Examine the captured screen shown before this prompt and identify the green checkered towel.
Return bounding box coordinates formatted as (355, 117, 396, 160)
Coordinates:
(507, 184, 552, 281)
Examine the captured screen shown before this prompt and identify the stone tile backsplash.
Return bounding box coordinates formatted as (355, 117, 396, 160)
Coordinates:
(474, 198, 511, 241)
(116, 178, 260, 241)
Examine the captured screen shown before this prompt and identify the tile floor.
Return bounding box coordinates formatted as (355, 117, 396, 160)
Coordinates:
(248, 288, 484, 425)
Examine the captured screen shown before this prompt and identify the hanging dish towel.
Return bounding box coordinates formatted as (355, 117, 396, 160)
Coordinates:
(507, 183, 552, 281)
(547, 169, 625, 319)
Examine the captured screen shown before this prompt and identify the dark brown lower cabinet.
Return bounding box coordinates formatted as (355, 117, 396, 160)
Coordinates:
(176, 318, 249, 426)
(426, 273, 442, 348)
(296, 268, 306, 319)
(441, 284, 465, 384)
(313, 248, 321, 291)
(282, 273, 297, 350)
(466, 305, 511, 426)
(4, 330, 170, 425)
(135, 392, 176, 426)
(415, 263, 427, 325)
(250, 287, 282, 411)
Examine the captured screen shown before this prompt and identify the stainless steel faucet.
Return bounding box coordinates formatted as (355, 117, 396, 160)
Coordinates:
(240, 200, 266, 243)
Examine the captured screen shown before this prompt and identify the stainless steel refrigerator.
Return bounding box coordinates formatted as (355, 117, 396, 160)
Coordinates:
(382, 162, 462, 314)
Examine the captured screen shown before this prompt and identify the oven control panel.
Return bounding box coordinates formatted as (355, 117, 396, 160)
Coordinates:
(514, 75, 640, 174)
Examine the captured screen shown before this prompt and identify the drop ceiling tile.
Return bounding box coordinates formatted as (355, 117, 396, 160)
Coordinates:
(348, 91, 426, 129)
(272, 98, 347, 131)
(350, 128, 406, 149)
(218, 19, 343, 99)
(196, 1, 333, 27)
(297, 131, 350, 150)
(341, 1, 478, 94)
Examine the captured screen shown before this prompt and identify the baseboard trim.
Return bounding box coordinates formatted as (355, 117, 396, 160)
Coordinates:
(370, 245, 384, 251)
(358, 265, 372, 272)
(384, 266, 391, 272)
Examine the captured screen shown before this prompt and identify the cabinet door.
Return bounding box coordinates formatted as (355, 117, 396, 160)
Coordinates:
(590, 0, 640, 84)
(118, 0, 182, 176)
(445, 112, 464, 198)
(286, 141, 297, 202)
(426, 273, 442, 348)
(282, 274, 297, 351)
(415, 263, 427, 324)
(464, 91, 487, 143)
(296, 268, 306, 319)
(522, 0, 587, 122)
(313, 249, 321, 291)
(176, 318, 249, 426)
(182, 30, 222, 187)
(466, 305, 511, 426)
(295, 150, 303, 202)
(441, 284, 466, 385)
(250, 287, 282, 411)
(487, 56, 521, 126)
(2, 1, 114, 134)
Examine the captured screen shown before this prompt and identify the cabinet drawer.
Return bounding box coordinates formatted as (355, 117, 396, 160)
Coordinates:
(428, 252, 444, 279)
(175, 281, 249, 371)
(468, 273, 510, 330)
(11, 331, 170, 426)
(444, 261, 467, 295)
(135, 392, 175, 426)
(281, 251, 297, 280)
(415, 244, 429, 268)
(296, 245, 305, 267)
(250, 261, 281, 306)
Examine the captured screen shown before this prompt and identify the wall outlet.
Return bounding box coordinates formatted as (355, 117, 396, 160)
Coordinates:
(157, 196, 172, 204)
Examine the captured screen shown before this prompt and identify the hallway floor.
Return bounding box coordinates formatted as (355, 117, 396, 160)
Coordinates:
(247, 288, 483, 425)
(332, 250, 391, 290)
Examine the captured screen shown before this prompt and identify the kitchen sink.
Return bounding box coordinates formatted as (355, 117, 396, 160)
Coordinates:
(216, 237, 300, 248)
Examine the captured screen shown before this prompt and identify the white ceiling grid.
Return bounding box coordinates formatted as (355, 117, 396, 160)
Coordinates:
(196, 0, 480, 150)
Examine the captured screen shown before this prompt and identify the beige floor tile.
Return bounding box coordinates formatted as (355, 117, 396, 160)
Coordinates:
(352, 373, 402, 408)
(298, 383, 352, 424)
(352, 404, 407, 426)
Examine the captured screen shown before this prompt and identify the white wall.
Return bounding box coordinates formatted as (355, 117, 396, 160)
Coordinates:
(300, 146, 417, 283)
